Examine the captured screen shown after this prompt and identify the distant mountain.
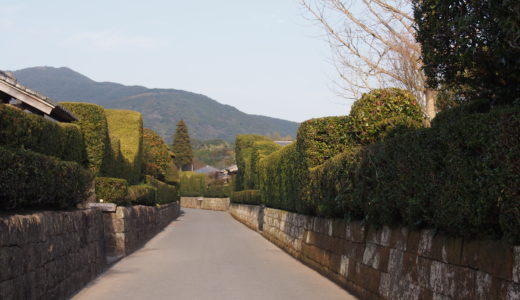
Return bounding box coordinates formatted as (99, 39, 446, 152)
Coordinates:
(13, 67, 298, 142)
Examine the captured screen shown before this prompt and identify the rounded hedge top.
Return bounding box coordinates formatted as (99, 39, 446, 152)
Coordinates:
(349, 88, 424, 144)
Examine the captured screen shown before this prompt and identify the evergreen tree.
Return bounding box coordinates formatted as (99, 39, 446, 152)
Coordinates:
(171, 120, 193, 171)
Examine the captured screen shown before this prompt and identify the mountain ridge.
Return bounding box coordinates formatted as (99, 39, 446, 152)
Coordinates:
(13, 67, 298, 142)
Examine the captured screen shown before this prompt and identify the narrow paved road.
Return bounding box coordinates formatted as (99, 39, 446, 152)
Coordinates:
(73, 208, 356, 300)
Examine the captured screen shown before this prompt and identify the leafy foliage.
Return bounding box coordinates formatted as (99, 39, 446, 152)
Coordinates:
(145, 175, 180, 204)
(231, 190, 262, 205)
(0, 146, 93, 210)
(0, 104, 87, 164)
(172, 120, 193, 171)
(95, 177, 129, 206)
(179, 172, 206, 197)
(234, 135, 280, 191)
(192, 139, 235, 169)
(142, 128, 179, 185)
(414, 0, 520, 104)
(61, 102, 113, 176)
(104, 109, 144, 184)
(349, 88, 424, 144)
(128, 184, 157, 206)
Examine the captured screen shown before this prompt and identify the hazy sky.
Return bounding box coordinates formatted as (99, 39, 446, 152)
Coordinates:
(1, 0, 352, 122)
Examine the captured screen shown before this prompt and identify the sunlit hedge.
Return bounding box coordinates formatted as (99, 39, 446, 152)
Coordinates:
(231, 190, 262, 205)
(0, 105, 87, 164)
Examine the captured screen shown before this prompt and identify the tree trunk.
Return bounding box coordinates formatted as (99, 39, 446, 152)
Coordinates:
(425, 88, 437, 126)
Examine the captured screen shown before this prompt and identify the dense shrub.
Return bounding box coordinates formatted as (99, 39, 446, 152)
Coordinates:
(0, 105, 87, 164)
(61, 102, 113, 176)
(348, 88, 423, 144)
(414, 0, 520, 105)
(296, 116, 352, 168)
(204, 179, 232, 198)
(128, 184, 157, 206)
(142, 128, 179, 185)
(171, 120, 193, 171)
(258, 143, 309, 213)
(231, 190, 262, 205)
(105, 109, 144, 184)
(234, 134, 273, 191)
(0, 146, 93, 210)
(95, 177, 129, 206)
(180, 172, 206, 197)
(145, 175, 180, 204)
(306, 105, 520, 243)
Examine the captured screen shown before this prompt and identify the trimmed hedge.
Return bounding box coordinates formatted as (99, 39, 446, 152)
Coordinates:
(234, 134, 274, 191)
(95, 177, 129, 206)
(180, 172, 206, 197)
(296, 116, 352, 168)
(0, 104, 87, 164)
(258, 143, 308, 213)
(231, 190, 262, 205)
(145, 175, 180, 204)
(105, 109, 144, 184)
(0, 146, 93, 210)
(305, 105, 520, 243)
(128, 184, 157, 206)
(61, 102, 113, 176)
(204, 181, 232, 198)
(349, 88, 424, 144)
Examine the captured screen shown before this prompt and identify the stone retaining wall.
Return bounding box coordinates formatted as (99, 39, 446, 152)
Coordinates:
(0, 210, 105, 300)
(229, 203, 520, 300)
(0, 202, 180, 300)
(181, 197, 229, 211)
(103, 202, 180, 256)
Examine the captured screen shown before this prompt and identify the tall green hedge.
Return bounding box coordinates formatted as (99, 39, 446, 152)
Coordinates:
(235, 135, 280, 191)
(231, 190, 262, 205)
(304, 105, 520, 243)
(128, 184, 157, 206)
(145, 175, 180, 204)
(180, 172, 206, 197)
(0, 146, 93, 210)
(105, 109, 144, 184)
(258, 143, 308, 213)
(0, 105, 87, 164)
(61, 102, 113, 176)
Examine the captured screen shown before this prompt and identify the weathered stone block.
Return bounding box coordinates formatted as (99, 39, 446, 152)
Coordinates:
(513, 246, 520, 284)
(507, 282, 520, 300)
(362, 243, 391, 272)
(388, 248, 404, 275)
(417, 229, 435, 257)
(346, 221, 366, 243)
(332, 220, 346, 239)
(401, 252, 431, 288)
(429, 235, 463, 265)
(461, 239, 480, 269)
(407, 230, 422, 254)
(478, 240, 514, 281)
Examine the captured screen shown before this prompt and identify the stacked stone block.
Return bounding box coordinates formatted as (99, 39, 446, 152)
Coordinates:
(229, 203, 520, 300)
(0, 210, 105, 300)
(181, 197, 230, 211)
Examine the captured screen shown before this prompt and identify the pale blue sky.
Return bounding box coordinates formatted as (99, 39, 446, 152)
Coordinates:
(0, 0, 351, 122)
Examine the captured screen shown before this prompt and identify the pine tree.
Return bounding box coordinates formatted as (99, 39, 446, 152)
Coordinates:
(171, 120, 193, 171)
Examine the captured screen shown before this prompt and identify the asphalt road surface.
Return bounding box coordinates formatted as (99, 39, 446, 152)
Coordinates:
(73, 208, 356, 300)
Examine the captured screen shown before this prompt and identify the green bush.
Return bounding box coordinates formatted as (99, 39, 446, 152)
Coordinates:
(296, 116, 352, 168)
(95, 177, 129, 206)
(61, 102, 113, 176)
(128, 184, 157, 206)
(105, 109, 144, 184)
(145, 175, 179, 204)
(348, 88, 424, 144)
(306, 105, 520, 243)
(204, 179, 232, 198)
(234, 135, 273, 191)
(258, 143, 308, 213)
(0, 146, 93, 210)
(142, 128, 179, 185)
(180, 171, 206, 196)
(231, 190, 262, 205)
(0, 105, 87, 164)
